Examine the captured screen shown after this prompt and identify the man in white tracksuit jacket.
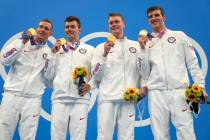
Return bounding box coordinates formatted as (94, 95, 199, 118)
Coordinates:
(138, 6, 208, 140)
(0, 19, 53, 140)
(94, 13, 146, 140)
(44, 16, 96, 140)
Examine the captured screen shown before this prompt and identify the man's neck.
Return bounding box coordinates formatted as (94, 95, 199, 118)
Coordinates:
(68, 38, 79, 44)
(153, 25, 166, 33)
(34, 36, 46, 44)
(114, 33, 124, 40)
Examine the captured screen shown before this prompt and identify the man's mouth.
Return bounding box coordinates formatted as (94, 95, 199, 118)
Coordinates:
(67, 30, 74, 34)
(38, 32, 46, 36)
(151, 20, 159, 25)
(111, 27, 119, 32)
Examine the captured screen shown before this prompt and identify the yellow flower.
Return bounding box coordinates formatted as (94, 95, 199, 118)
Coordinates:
(123, 91, 130, 101)
(72, 68, 78, 80)
(72, 67, 88, 81)
(128, 88, 136, 95)
(192, 84, 202, 93)
(186, 92, 199, 103)
(185, 84, 204, 103)
(83, 68, 88, 78)
(123, 88, 140, 102)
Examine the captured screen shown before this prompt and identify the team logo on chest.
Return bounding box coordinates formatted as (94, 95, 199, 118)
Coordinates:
(42, 53, 48, 60)
(79, 48, 87, 54)
(167, 37, 176, 43)
(129, 47, 136, 53)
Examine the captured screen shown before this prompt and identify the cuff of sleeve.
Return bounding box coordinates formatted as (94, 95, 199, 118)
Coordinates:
(101, 55, 107, 63)
(88, 78, 98, 90)
(141, 79, 147, 87)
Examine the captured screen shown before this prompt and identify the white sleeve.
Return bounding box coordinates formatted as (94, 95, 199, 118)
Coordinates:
(91, 43, 107, 82)
(182, 33, 205, 88)
(44, 51, 57, 87)
(1, 39, 24, 65)
(137, 47, 150, 82)
(88, 48, 100, 90)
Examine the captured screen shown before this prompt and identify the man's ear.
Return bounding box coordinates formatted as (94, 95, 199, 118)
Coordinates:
(79, 28, 82, 35)
(49, 30, 53, 36)
(163, 16, 166, 22)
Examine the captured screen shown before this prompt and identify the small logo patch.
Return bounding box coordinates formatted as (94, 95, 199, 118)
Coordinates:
(182, 108, 188, 112)
(23, 49, 32, 53)
(3, 48, 17, 58)
(33, 114, 39, 118)
(129, 47, 136, 53)
(167, 37, 176, 43)
(129, 114, 134, 118)
(42, 53, 48, 60)
(80, 117, 86, 120)
(79, 48, 87, 54)
(93, 63, 101, 75)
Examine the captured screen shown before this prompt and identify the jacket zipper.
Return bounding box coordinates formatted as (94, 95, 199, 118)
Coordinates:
(161, 41, 169, 90)
(69, 50, 73, 96)
(121, 40, 126, 91)
(22, 49, 39, 96)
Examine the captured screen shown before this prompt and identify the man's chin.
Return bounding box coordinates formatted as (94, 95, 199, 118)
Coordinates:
(152, 25, 160, 29)
(67, 35, 74, 39)
(111, 31, 120, 36)
(36, 36, 48, 42)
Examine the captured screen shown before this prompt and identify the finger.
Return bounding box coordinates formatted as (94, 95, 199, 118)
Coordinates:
(205, 95, 208, 103)
(80, 90, 88, 96)
(26, 31, 33, 38)
(106, 41, 115, 47)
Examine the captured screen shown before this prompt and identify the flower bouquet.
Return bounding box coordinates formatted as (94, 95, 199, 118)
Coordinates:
(72, 66, 88, 95)
(123, 88, 143, 103)
(185, 83, 205, 115)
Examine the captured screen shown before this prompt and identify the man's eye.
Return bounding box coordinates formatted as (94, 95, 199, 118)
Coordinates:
(44, 27, 50, 31)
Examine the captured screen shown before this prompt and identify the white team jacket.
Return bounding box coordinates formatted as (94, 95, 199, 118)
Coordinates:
(94, 37, 142, 101)
(44, 42, 96, 104)
(1, 39, 51, 97)
(138, 29, 205, 90)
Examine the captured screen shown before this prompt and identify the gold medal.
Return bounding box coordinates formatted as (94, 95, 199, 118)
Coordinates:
(28, 28, 36, 36)
(59, 38, 67, 45)
(108, 34, 116, 43)
(139, 29, 148, 37)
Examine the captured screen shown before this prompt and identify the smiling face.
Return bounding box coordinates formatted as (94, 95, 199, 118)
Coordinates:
(64, 20, 80, 42)
(147, 9, 166, 33)
(36, 21, 52, 42)
(108, 15, 125, 39)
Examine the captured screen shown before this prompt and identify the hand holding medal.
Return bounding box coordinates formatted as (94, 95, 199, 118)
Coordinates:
(138, 29, 149, 49)
(52, 38, 66, 53)
(21, 28, 36, 44)
(103, 34, 116, 57)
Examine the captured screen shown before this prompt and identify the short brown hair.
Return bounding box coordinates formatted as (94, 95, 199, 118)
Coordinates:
(39, 19, 53, 30)
(147, 6, 165, 17)
(64, 16, 81, 28)
(108, 13, 124, 21)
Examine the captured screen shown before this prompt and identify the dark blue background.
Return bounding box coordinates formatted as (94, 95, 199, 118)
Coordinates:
(0, 0, 209, 139)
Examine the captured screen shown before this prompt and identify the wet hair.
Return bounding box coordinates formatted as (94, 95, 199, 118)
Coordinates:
(108, 13, 124, 21)
(39, 19, 53, 30)
(147, 6, 165, 17)
(64, 16, 81, 28)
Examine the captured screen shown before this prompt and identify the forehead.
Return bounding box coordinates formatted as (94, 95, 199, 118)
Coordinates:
(148, 9, 162, 15)
(108, 16, 123, 22)
(38, 21, 52, 29)
(65, 21, 79, 27)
